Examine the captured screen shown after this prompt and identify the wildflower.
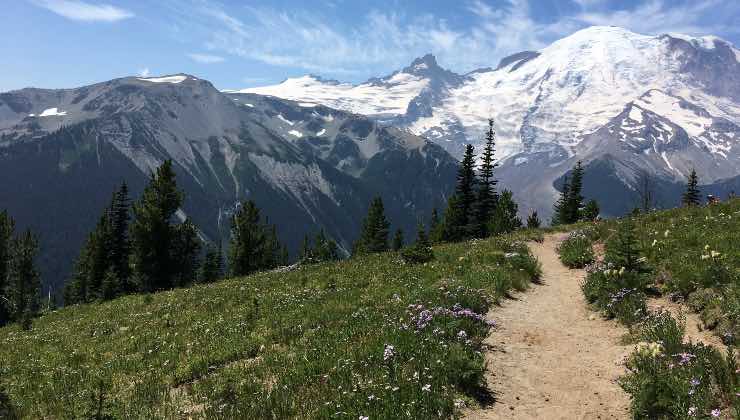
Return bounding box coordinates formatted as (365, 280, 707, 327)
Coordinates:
(368, 394, 376, 401)
(383, 344, 396, 362)
(710, 250, 721, 258)
(664, 229, 670, 237)
(651, 239, 658, 247)
(688, 407, 697, 416)
(421, 384, 431, 392)
(690, 378, 700, 387)
(711, 409, 721, 417)
(359, 416, 369, 420)
(457, 330, 468, 341)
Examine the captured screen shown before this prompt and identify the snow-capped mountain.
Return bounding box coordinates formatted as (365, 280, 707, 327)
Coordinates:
(0, 75, 457, 293)
(236, 26, 740, 218)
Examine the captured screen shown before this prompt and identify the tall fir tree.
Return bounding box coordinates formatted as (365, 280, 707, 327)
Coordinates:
(313, 230, 339, 262)
(8, 230, 40, 328)
(171, 219, 201, 287)
(229, 200, 267, 276)
(565, 161, 585, 223)
(354, 197, 390, 254)
(131, 160, 184, 292)
(401, 220, 434, 264)
(475, 119, 499, 237)
(455, 144, 478, 236)
(0, 211, 14, 327)
(428, 208, 443, 243)
(682, 169, 701, 206)
(261, 224, 282, 269)
(552, 175, 571, 226)
(582, 199, 600, 221)
(526, 211, 541, 229)
(392, 228, 404, 251)
(489, 190, 522, 235)
(109, 182, 132, 293)
(200, 242, 223, 283)
(442, 195, 465, 242)
(300, 234, 313, 262)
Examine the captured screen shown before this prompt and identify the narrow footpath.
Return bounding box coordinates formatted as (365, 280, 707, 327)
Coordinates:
(466, 233, 631, 420)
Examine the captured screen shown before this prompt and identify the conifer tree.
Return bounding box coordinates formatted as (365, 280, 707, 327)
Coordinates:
(354, 197, 390, 254)
(8, 230, 40, 327)
(606, 217, 648, 275)
(475, 119, 499, 237)
(109, 182, 131, 292)
(401, 221, 434, 264)
(200, 243, 223, 283)
(428, 208, 443, 243)
(300, 234, 313, 262)
(262, 224, 282, 269)
(392, 228, 404, 251)
(565, 161, 585, 223)
(131, 160, 184, 292)
(172, 219, 201, 287)
(455, 144, 478, 236)
(229, 200, 267, 276)
(526, 211, 541, 229)
(442, 195, 465, 242)
(552, 175, 571, 226)
(0, 211, 14, 327)
(313, 230, 339, 262)
(582, 199, 600, 222)
(682, 169, 701, 206)
(489, 190, 522, 235)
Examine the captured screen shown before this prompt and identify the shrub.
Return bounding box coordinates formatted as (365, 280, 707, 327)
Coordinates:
(557, 230, 595, 268)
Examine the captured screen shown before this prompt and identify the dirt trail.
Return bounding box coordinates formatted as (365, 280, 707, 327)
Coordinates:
(466, 233, 631, 420)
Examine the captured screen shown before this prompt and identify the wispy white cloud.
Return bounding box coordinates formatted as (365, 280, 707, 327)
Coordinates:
(138, 67, 150, 77)
(187, 0, 737, 80)
(32, 0, 134, 22)
(187, 53, 225, 64)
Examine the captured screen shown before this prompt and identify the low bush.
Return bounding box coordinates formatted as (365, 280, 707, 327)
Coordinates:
(557, 230, 595, 268)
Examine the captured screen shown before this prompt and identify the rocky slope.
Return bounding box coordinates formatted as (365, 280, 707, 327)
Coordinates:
(0, 75, 457, 294)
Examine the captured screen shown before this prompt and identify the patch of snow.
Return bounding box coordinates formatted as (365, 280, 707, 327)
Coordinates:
(636, 90, 712, 137)
(39, 107, 67, 117)
(243, 103, 254, 108)
(298, 103, 317, 107)
(514, 157, 529, 166)
(277, 114, 294, 126)
(288, 130, 303, 137)
(137, 75, 188, 84)
(316, 129, 326, 136)
(628, 106, 643, 123)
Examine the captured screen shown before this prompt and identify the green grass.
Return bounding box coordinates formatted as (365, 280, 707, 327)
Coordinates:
(0, 233, 541, 419)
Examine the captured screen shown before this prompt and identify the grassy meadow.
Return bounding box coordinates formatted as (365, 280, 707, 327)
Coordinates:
(0, 232, 541, 419)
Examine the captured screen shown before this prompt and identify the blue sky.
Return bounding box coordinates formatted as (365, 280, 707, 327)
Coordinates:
(3, 0, 739, 92)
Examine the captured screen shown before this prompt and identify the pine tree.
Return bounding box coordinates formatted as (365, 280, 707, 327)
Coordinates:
(109, 182, 132, 293)
(552, 175, 571, 226)
(475, 119, 499, 237)
(0, 211, 14, 327)
(442, 195, 465, 242)
(682, 169, 701, 206)
(401, 221, 434, 264)
(200, 243, 223, 283)
(489, 190, 522, 235)
(313, 230, 339, 262)
(526, 211, 541, 229)
(131, 160, 184, 292)
(229, 200, 267, 276)
(300, 234, 313, 262)
(565, 161, 585, 223)
(455, 144, 477, 236)
(428, 208, 443, 243)
(354, 197, 390, 254)
(582, 199, 600, 222)
(172, 219, 201, 287)
(606, 217, 648, 275)
(100, 268, 119, 301)
(262, 224, 282, 269)
(392, 228, 404, 251)
(8, 230, 40, 328)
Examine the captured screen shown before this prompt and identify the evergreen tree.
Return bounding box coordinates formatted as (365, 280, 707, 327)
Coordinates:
(261, 224, 282, 269)
(354, 197, 390, 254)
(131, 160, 184, 292)
(526, 211, 541, 229)
(455, 144, 477, 236)
(606, 217, 649, 275)
(8, 230, 40, 327)
(200, 243, 223, 283)
(0, 211, 14, 327)
(109, 182, 132, 293)
(442, 195, 465, 242)
(229, 201, 267, 276)
(280, 245, 290, 266)
(172, 219, 201, 287)
(300, 234, 313, 262)
(489, 190, 522, 235)
(428, 208, 444, 243)
(475, 119, 499, 237)
(392, 228, 404, 251)
(401, 221, 434, 264)
(565, 161, 585, 223)
(313, 230, 339, 262)
(100, 268, 119, 301)
(682, 169, 701, 206)
(552, 175, 570, 226)
(582, 199, 600, 222)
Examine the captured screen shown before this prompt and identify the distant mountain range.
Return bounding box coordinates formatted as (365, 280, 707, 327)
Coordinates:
(238, 26, 740, 218)
(0, 75, 457, 294)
